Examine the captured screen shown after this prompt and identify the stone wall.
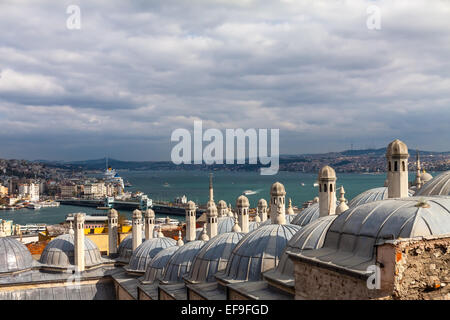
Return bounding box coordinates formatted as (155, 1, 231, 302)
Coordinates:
(291, 235, 450, 300)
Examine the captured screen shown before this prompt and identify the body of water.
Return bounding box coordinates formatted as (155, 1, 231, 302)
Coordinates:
(0, 170, 426, 225)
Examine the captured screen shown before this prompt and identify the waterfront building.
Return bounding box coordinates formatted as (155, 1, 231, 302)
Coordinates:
(18, 183, 39, 201)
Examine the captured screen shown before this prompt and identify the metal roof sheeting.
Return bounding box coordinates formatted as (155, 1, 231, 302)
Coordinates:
(0, 237, 33, 274)
(128, 237, 176, 272)
(416, 171, 450, 196)
(143, 245, 180, 283)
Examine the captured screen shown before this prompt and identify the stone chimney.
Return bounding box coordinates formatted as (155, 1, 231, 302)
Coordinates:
(236, 195, 250, 233)
(132, 209, 143, 251)
(185, 201, 197, 242)
(74, 213, 85, 272)
(108, 209, 119, 255)
(144, 209, 155, 240)
(318, 166, 337, 217)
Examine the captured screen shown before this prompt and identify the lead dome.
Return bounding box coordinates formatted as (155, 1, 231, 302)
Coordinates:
(415, 171, 450, 196)
(386, 139, 408, 156)
(39, 234, 102, 268)
(270, 182, 286, 196)
(127, 237, 177, 272)
(0, 237, 33, 274)
(318, 165, 336, 179)
(143, 245, 180, 283)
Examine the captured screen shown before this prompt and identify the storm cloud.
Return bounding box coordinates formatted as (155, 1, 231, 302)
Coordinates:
(0, 0, 449, 160)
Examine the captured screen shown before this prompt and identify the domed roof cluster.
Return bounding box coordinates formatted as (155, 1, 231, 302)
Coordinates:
(186, 232, 245, 283)
(117, 231, 146, 263)
(416, 171, 450, 196)
(39, 234, 102, 268)
(160, 240, 205, 284)
(300, 197, 450, 272)
(386, 139, 409, 156)
(217, 216, 235, 234)
(143, 245, 180, 283)
(348, 187, 389, 208)
(290, 203, 320, 226)
(219, 224, 300, 282)
(128, 237, 177, 272)
(0, 237, 33, 274)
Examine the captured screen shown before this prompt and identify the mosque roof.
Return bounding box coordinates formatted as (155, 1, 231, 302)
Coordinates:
(143, 245, 180, 283)
(416, 171, 450, 196)
(117, 231, 145, 263)
(348, 187, 389, 208)
(127, 237, 176, 272)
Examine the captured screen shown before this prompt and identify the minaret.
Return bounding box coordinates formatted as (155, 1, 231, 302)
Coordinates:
(336, 186, 349, 214)
(74, 213, 85, 272)
(144, 209, 155, 240)
(208, 173, 214, 205)
(236, 195, 250, 233)
(386, 139, 409, 198)
(318, 166, 337, 217)
(185, 201, 197, 242)
(257, 199, 268, 222)
(270, 182, 286, 224)
(108, 209, 119, 255)
(206, 200, 218, 239)
(132, 209, 143, 251)
(0, 220, 6, 237)
(217, 200, 228, 217)
(414, 150, 422, 189)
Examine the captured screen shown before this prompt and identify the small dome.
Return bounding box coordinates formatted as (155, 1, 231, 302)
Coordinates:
(186, 232, 245, 283)
(187, 201, 196, 210)
(258, 199, 267, 207)
(416, 171, 450, 196)
(270, 182, 286, 196)
(249, 221, 261, 232)
(127, 237, 177, 272)
(386, 139, 408, 156)
(336, 202, 349, 215)
(161, 240, 205, 283)
(220, 224, 300, 282)
(348, 187, 389, 208)
(143, 245, 180, 283)
(145, 209, 155, 218)
(420, 172, 433, 183)
(236, 195, 249, 208)
(300, 197, 450, 272)
(264, 215, 337, 282)
(0, 237, 33, 274)
(117, 231, 145, 263)
(318, 166, 336, 179)
(217, 200, 227, 209)
(39, 234, 102, 268)
(291, 203, 320, 227)
(132, 209, 142, 219)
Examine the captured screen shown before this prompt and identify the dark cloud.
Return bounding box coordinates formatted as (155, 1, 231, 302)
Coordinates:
(0, 0, 449, 160)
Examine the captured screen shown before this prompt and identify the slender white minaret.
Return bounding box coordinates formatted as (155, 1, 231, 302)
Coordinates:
(132, 209, 143, 251)
(236, 195, 250, 233)
(74, 213, 85, 272)
(144, 209, 155, 240)
(108, 209, 119, 255)
(414, 150, 422, 189)
(0, 220, 6, 237)
(185, 201, 197, 242)
(318, 166, 337, 217)
(257, 199, 268, 222)
(386, 139, 409, 198)
(208, 173, 214, 204)
(206, 200, 218, 239)
(336, 186, 349, 215)
(270, 182, 286, 224)
(217, 200, 228, 218)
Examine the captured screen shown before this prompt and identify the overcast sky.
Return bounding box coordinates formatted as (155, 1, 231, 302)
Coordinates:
(1, 0, 449, 161)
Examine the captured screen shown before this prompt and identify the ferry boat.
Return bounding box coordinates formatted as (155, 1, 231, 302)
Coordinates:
(104, 159, 125, 190)
(243, 190, 257, 195)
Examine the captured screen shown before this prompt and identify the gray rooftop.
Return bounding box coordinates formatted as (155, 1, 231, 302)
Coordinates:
(0, 237, 33, 274)
(39, 234, 103, 268)
(161, 240, 205, 284)
(416, 170, 450, 196)
(348, 187, 388, 208)
(185, 232, 245, 283)
(143, 245, 180, 283)
(290, 203, 321, 226)
(117, 231, 145, 263)
(298, 197, 450, 272)
(127, 237, 176, 273)
(219, 224, 300, 282)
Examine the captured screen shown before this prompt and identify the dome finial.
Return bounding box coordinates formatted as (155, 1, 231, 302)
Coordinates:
(232, 213, 241, 232)
(157, 226, 164, 238)
(336, 186, 349, 214)
(176, 230, 184, 246)
(287, 198, 295, 215)
(200, 228, 209, 241)
(69, 221, 74, 235)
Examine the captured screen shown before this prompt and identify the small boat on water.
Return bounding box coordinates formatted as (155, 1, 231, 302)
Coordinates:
(163, 182, 170, 187)
(243, 190, 257, 196)
(313, 182, 319, 187)
(300, 183, 305, 186)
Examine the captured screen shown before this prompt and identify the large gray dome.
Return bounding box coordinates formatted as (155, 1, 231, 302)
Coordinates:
(39, 234, 102, 268)
(0, 237, 33, 274)
(127, 237, 176, 272)
(348, 187, 388, 208)
(185, 232, 245, 283)
(416, 171, 450, 196)
(143, 245, 180, 283)
(291, 203, 320, 226)
(217, 216, 234, 234)
(300, 197, 450, 272)
(161, 240, 205, 284)
(220, 224, 300, 282)
(264, 215, 337, 285)
(117, 231, 145, 263)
